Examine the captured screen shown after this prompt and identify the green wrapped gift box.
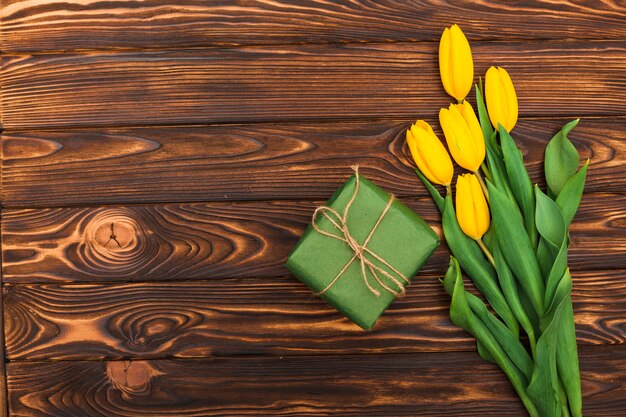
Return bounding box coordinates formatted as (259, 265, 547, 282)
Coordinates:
(286, 168, 439, 330)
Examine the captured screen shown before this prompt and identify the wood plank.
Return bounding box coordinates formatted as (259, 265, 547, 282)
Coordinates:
(1, 42, 625, 130)
(1, 192, 622, 284)
(2, 118, 621, 207)
(0, 293, 7, 417)
(6, 347, 626, 416)
(4, 269, 625, 361)
(2, 0, 626, 52)
(0, 0, 626, 52)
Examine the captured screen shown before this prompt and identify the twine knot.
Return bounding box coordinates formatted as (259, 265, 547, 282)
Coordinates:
(311, 166, 410, 297)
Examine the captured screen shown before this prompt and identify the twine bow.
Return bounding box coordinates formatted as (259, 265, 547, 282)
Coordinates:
(311, 166, 410, 297)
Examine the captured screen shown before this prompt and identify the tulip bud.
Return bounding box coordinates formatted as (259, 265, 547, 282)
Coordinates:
(406, 120, 454, 186)
(485, 66, 518, 132)
(439, 102, 485, 172)
(439, 24, 474, 102)
(455, 173, 490, 240)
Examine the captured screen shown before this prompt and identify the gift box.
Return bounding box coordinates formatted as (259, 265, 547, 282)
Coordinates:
(286, 168, 439, 330)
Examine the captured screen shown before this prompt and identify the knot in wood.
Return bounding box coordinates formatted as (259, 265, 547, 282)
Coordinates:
(79, 209, 153, 276)
(106, 361, 161, 399)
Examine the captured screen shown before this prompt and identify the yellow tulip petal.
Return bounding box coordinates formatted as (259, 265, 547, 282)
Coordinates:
(440, 108, 469, 170)
(459, 101, 486, 168)
(439, 108, 466, 169)
(439, 28, 454, 98)
(449, 24, 473, 101)
(417, 122, 454, 185)
(469, 174, 490, 237)
(456, 174, 479, 238)
(455, 173, 490, 239)
(407, 129, 437, 184)
(449, 105, 477, 167)
(498, 67, 518, 131)
(486, 66, 504, 131)
(407, 121, 453, 185)
(486, 66, 519, 133)
(495, 69, 511, 130)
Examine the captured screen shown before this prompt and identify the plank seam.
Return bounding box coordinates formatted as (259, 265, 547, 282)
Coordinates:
(4, 342, 623, 364)
(1, 266, 621, 287)
(2, 113, 626, 135)
(2, 37, 626, 57)
(1, 114, 626, 135)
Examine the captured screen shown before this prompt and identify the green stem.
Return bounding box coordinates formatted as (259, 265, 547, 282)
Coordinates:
(528, 329, 538, 360)
(558, 375, 572, 417)
(474, 169, 490, 203)
(476, 237, 496, 268)
(481, 161, 493, 182)
(520, 393, 541, 417)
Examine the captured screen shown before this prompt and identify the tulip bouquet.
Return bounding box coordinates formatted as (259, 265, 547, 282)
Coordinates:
(406, 25, 588, 417)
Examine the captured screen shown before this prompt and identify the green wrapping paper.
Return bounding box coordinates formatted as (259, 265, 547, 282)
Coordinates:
(286, 170, 439, 329)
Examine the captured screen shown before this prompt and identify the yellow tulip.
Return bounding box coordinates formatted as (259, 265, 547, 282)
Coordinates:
(439, 24, 474, 102)
(406, 120, 454, 186)
(439, 101, 485, 172)
(455, 173, 490, 240)
(485, 66, 518, 132)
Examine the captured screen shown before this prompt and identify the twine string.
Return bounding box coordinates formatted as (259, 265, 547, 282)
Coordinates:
(311, 166, 410, 297)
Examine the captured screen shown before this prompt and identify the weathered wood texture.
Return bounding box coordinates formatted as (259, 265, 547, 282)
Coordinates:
(2, 2, 626, 416)
(2, 118, 622, 207)
(0, 295, 6, 417)
(2, 41, 625, 130)
(3, 269, 625, 361)
(3, 0, 626, 52)
(7, 347, 626, 417)
(2, 192, 623, 283)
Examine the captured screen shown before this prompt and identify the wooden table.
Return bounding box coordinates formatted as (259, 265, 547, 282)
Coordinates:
(1, 1, 625, 416)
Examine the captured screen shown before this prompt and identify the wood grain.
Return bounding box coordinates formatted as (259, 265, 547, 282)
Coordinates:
(2, 118, 622, 207)
(2, 41, 625, 130)
(3, 269, 625, 361)
(2, 192, 623, 284)
(7, 347, 626, 416)
(0, 293, 6, 417)
(2, 0, 626, 52)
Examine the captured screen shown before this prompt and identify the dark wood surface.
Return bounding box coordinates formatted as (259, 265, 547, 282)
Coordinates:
(1, 1, 625, 416)
(2, 118, 624, 206)
(2, 0, 626, 51)
(2, 41, 625, 130)
(6, 346, 626, 417)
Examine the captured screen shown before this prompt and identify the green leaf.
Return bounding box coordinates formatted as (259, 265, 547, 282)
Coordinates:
(535, 186, 566, 251)
(482, 226, 496, 252)
(557, 296, 582, 417)
(556, 161, 589, 228)
(545, 119, 581, 198)
(535, 186, 567, 278)
(467, 291, 534, 381)
(535, 184, 569, 306)
(527, 301, 566, 417)
(475, 82, 494, 143)
(493, 239, 537, 357)
(536, 238, 556, 281)
(477, 340, 496, 363)
(544, 238, 569, 307)
(444, 258, 539, 417)
(442, 196, 519, 335)
(499, 125, 538, 249)
(489, 183, 545, 316)
(543, 268, 572, 328)
(529, 271, 573, 417)
(415, 169, 445, 213)
(486, 142, 516, 203)
(517, 279, 541, 333)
